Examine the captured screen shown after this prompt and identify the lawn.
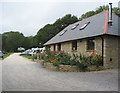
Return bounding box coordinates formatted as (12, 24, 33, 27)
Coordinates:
(3, 53, 12, 59)
(21, 55, 33, 59)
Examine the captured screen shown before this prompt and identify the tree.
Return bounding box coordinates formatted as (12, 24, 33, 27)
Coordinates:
(23, 36, 37, 49)
(2, 32, 25, 52)
(35, 14, 78, 46)
(95, 5, 109, 14)
(79, 5, 120, 20)
(79, 11, 95, 20)
(113, 7, 120, 17)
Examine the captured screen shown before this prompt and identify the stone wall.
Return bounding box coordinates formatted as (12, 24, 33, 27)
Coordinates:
(77, 37, 102, 56)
(43, 63, 59, 71)
(61, 42, 71, 54)
(49, 37, 102, 56)
(59, 65, 80, 72)
(104, 35, 119, 68)
(48, 36, 119, 68)
(50, 45, 54, 51)
(43, 62, 79, 72)
(119, 37, 120, 69)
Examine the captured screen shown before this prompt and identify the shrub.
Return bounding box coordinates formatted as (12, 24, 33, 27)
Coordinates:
(52, 62, 59, 66)
(38, 51, 103, 70)
(59, 53, 71, 65)
(32, 54, 37, 60)
(70, 54, 89, 71)
(90, 55, 103, 67)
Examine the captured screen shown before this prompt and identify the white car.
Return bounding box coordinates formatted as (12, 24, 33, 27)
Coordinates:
(0, 51, 3, 58)
(28, 50, 37, 56)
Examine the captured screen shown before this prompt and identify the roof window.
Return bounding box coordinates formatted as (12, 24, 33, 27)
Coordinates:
(71, 24, 79, 30)
(59, 30, 67, 36)
(80, 22, 90, 30)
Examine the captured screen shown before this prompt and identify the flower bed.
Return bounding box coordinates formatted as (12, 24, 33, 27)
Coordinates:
(42, 61, 104, 72)
(36, 51, 104, 72)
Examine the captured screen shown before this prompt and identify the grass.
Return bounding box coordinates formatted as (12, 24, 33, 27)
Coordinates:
(21, 55, 33, 59)
(3, 53, 12, 59)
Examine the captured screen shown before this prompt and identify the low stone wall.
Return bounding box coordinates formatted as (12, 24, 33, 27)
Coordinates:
(87, 66, 105, 71)
(36, 60, 105, 72)
(43, 62, 59, 71)
(59, 65, 80, 72)
(43, 62, 79, 72)
(33, 59, 39, 62)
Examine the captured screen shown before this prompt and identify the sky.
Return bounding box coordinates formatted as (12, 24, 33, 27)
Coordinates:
(0, 0, 119, 36)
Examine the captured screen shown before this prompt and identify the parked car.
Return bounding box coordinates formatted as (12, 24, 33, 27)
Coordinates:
(2, 51, 8, 54)
(20, 50, 30, 55)
(0, 51, 3, 58)
(39, 47, 45, 53)
(17, 47, 25, 51)
(28, 50, 37, 56)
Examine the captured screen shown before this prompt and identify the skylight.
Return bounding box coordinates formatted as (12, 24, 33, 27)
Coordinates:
(79, 22, 90, 30)
(71, 24, 79, 30)
(59, 30, 67, 36)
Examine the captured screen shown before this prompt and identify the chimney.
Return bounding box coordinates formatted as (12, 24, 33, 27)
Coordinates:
(108, 3, 112, 26)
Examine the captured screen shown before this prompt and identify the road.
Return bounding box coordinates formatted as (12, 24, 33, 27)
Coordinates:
(2, 53, 118, 91)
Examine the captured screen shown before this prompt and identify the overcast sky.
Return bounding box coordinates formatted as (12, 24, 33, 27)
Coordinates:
(0, 0, 119, 36)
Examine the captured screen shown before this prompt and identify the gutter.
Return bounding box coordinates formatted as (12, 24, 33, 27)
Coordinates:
(100, 36, 104, 66)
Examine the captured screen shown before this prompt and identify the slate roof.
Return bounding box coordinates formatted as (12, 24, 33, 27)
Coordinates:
(44, 10, 120, 45)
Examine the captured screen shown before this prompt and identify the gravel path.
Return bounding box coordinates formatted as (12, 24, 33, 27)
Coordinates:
(2, 53, 118, 91)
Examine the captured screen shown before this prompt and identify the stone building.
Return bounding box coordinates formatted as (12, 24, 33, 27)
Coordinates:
(44, 6, 120, 68)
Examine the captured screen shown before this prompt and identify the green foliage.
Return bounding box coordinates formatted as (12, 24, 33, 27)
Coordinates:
(39, 51, 103, 71)
(33, 54, 37, 60)
(3, 53, 12, 59)
(95, 5, 109, 14)
(2, 32, 38, 52)
(113, 7, 120, 17)
(70, 54, 90, 70)
(2, 32, 25, 52)
(52, 62, 59, 66)
(21, 55, 34, 59)
(90, 55, 103, 67)
(80, 11, 95, 20)
(35, 14, 78, 46)
(79, 5, 120, 20)
(70, 53, 103, 69)
(23, 36, 38, 49)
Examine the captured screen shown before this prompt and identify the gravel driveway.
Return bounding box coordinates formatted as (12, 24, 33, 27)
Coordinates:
(2, 53, 118, 91)
(0, 60, 2, 92)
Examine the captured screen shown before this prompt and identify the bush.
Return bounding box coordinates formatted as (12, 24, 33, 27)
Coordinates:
(52, 62, 59, 66)
(70, 54, 89, 71)
(90, 55, 103, 67)
(38, 51, 103, 70)
(32, 54, 37, 60)
(58, 53, 71, 65)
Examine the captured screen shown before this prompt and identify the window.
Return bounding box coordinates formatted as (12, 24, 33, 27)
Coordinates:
(72, 41, 77, 51)
(71, 24, 79, 30)
(46, 46, 51, 51)
(59, 30, 67, 36)
(80, 22, 90, 30)
(57, 43, 61, 51)
(87, 39, 95, 50)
